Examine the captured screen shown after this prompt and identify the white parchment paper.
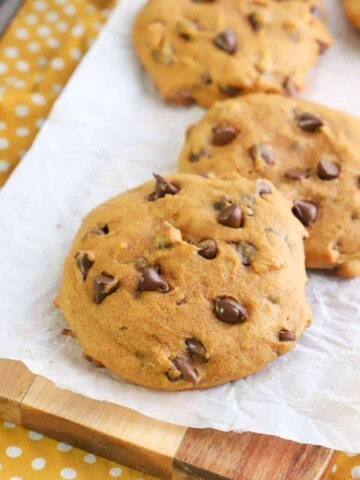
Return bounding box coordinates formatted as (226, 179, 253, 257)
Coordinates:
(0, 0, 360, 452)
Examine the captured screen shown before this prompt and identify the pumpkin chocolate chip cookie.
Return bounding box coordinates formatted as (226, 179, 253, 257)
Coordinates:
(179, 94, 360, 278)
(132, 0, 332, 107)
(56, 173, 311, 390)
(343, 0, 360, 28)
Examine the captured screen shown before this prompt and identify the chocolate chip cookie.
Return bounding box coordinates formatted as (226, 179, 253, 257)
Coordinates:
(179, 94, 360, 278)
(343, 0, 360, 28)
(132, 0, 332, 107)
(55, 173, 311, 390)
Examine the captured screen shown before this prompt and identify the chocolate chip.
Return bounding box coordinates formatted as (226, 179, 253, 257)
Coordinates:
(83, 353, 105, 368)
(257, 181, 272, 196)
(137, 267, 170, 293)
(234, 241, 257, 266)
(173, 357, 199, 384)
(292, 200, 318, 226)
(201, 71, 212, 84)
(317, 40, 329, 55)
(197, 239, 217, 259)
(93, 273, 120, 304)
(148, 173, 179, 201)
(76, 251, 94, 281)
(89, 225, 108, 235)
(214, 30, 237, 54)
(283, 77, 299, 97)
(279, 329, 296, 342)
(217, 204, 243, 228)
(219, 85, 243, 97)
(214, 296, 248, 324)
(186, 339, 208, 361)
(285, 168, 311, 180)
(189, 147, 210, 163)
(212, 125, 238, 146)
(248, 142, 275, 165)
(173, 88, 194, 106)
(317, 159, 341, 180)
(295, 112, 324, 133)
(248, 13, 262, 32)
(61, 328, 76, 337)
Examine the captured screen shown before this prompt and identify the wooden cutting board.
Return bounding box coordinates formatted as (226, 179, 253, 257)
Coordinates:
(0, 359, 336, 480)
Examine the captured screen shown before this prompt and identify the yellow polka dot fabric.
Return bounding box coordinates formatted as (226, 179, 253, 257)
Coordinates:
(0, 420, 158, 479)
(0, 0, 115, 186)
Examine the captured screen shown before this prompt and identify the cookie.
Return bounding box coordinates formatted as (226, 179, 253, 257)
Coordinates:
(132, 0, 332, 107)
(343, 0, 360, 28)
(179, 94, 360, 278)
(55, 173, 311, 391)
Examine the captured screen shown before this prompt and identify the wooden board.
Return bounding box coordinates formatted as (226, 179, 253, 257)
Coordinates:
(0, 359, 337, 480)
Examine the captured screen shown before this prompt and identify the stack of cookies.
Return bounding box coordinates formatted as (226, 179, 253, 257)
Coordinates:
(56, 0, 360, 391)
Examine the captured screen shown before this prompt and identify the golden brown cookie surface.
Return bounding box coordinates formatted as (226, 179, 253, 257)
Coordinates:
(179, 94, 360, 277)
(56, 174, 311, 391)
(132, 0, 332, 107)
(343, 0, 360, 28)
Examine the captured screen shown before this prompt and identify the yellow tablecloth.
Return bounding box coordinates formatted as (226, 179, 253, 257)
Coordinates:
(0, 1, 358, 478)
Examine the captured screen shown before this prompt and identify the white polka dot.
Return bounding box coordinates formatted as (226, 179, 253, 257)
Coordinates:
(0, 121, 6, 130)
(0, 62, 8, 74)
(109, 467, 122, 477)
(0, 161, 11, 172)
(72, 24, 84, 37)
(31, 457, 46, 470)
(52, 83, 63, 94)
(31, 94, 46, 106)
(10, 477, 22, 480)
(60, 468, 77, 479)
(6, 446, 22, 458)
(15, 28, 29, 39)
(83, 453, 96, 464)
(0, 138, 9, 150)
(37, 57, 48, 67)
(36, 118, 45, 128)
(64, 4, 76, 15)
(14, 79, 26, 89)
(50, 58, 65, 70)
(55, 0, 66, 4)
(28, 41, 41, 53)
(3, 421, 15, 428)
(4, 47, 19, 58)
(28, 431, 44, 440)
(15, 60, 30, 72)
(15, 105, 29, 117)
(352, 466, 360, 479)
(47, 37, 60, 48)
(57, 442, 72, 452)
(16, 127, 29, 138)
(24, 13, 38, 25)
(34, 0, 47, 11)
(331, 464, 337, 473)
(57, 21, 69, 32)
(347, 452, 358, 457)
(45, 11, 59, 22)
(37, 25, 52, 37)
(70, 47, 81, 61)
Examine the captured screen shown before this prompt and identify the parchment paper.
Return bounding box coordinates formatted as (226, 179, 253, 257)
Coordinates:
(0, 0, 360, 452)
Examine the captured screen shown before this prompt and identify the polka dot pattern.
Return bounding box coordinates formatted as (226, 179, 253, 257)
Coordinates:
(0, 420, 157, 480)
(0, 0, 115, 187)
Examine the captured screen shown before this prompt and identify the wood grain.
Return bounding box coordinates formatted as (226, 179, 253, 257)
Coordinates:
(0, 359, 336, 480)
(0, 360, 35, 424)
(174, 429, 336, 480)
(21, 376, 186, 479)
